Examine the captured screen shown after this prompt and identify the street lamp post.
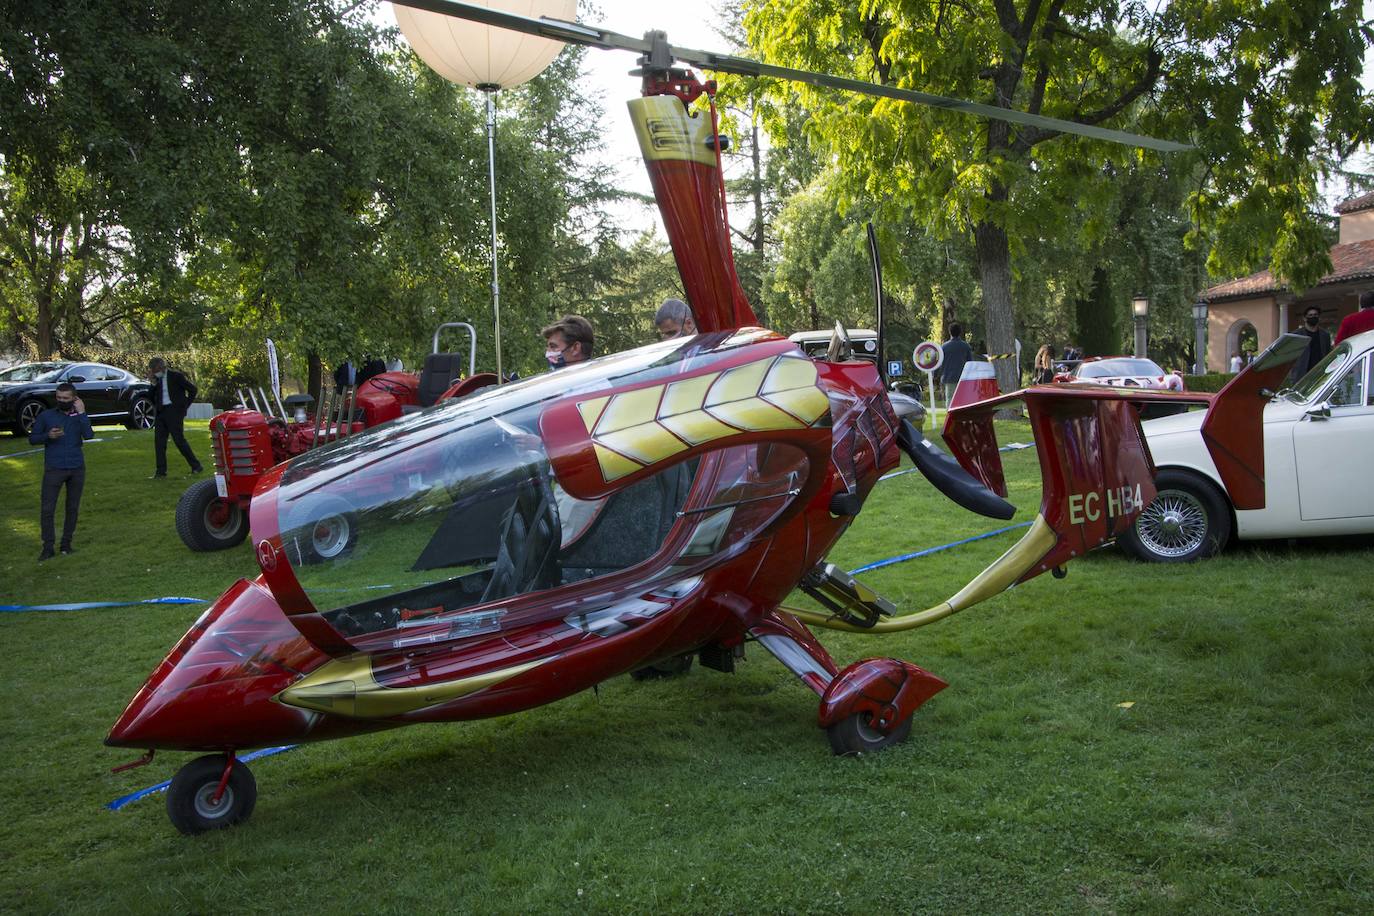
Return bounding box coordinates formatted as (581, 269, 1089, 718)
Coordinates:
(392, 0, 575, 383)
(1192, 299, 1209, 374)
(1132, 294, 1150, 359)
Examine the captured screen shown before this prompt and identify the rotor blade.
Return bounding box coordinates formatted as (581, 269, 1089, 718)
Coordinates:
(389, 0, 1191, 153)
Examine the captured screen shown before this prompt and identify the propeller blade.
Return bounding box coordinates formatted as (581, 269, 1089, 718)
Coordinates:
(389, 0, 1191, 153)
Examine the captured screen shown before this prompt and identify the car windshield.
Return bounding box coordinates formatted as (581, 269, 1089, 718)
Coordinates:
(0, 363, 66, 382)
(1286, 341, 1354, 403)
(1079, 358, 1162, 379)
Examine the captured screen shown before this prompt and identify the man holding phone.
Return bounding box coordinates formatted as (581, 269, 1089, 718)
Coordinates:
(28, 382, 94, 560)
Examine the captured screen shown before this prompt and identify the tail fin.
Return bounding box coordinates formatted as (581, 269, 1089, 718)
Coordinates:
(948, 360, 1000, 410)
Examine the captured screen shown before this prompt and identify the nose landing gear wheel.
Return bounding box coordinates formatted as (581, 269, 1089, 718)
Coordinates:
(166, 754, 257, 835)
(826, 711, 913, 756)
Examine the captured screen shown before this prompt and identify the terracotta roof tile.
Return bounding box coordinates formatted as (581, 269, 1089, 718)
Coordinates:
(1201, 239, 1374, 301)
(1335, 191, 1374, 214)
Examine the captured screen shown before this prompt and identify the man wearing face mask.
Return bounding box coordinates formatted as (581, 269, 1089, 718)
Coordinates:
(1290, 306, 1331, 382)
(146, 356, 203, 478)
(541, 316, 595, 371)
(654, 298, 696, 341)
(28, 382, 94, 560)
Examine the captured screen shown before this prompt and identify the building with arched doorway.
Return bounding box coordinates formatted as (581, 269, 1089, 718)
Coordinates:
(1200, 192, 1374, 370)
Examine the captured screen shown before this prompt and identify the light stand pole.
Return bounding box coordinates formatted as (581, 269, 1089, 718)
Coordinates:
(392, 0, 574, 385)
(1132, 294, 1150, 359)
(1192, 299, 1209, 374)
(480, 85, 503, 383)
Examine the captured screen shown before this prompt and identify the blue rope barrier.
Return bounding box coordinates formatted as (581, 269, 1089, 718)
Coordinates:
(848, 521, 1033, 574)
(0, 436, 123, 461)
(106, 745, 299, 811)
(0, 596, 207, 614)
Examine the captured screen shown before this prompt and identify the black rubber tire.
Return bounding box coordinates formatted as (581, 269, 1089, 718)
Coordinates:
(285, 495, 358, 565)
(1119, 469, 1232, 563)
(126, 396, 155, 430)
(166, 754, 257, 835)
(827, 711, 914, 756)
(17, 399, 44, 436)
(629, 654, 694, 681)
(176, 478, 248, 551)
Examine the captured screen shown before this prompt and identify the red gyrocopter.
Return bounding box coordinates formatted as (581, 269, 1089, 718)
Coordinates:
(108, 0, 1288, 835)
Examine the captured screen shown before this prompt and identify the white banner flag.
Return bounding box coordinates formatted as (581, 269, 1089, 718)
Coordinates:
(266, 338, 281, 397)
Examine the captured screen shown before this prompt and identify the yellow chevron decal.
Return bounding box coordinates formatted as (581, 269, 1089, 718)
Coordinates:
(580, 354, 830, 484)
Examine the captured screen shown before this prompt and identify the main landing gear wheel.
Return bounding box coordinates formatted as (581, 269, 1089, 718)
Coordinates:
(826, 712, 913, 756)
(166, 754, 257, 835)
(630, 653, 695, 681)
(1119, 469, 1232, 563)
(176, 478, 249, 551)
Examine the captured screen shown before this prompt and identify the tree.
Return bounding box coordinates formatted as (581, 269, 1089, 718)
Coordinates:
(741, 0, 1373, 392)
(1, 0, 635, 387)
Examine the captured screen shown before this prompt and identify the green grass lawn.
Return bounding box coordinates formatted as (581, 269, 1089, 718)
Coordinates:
(1, 420, 1371, 912)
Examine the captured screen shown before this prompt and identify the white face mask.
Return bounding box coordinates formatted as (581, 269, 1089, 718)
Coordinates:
(546, 348, 568, 369)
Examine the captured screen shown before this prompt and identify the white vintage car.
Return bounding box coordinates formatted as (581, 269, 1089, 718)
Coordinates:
(1119, 328, 1374, 561)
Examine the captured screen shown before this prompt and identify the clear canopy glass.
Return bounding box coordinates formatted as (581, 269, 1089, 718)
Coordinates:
(270, 334, 813, 650)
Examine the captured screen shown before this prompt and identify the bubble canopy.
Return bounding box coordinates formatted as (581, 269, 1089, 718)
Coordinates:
(260, 332, 827, 653)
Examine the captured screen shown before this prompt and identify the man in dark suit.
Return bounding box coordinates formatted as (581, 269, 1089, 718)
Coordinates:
(146, 357, 203, 478)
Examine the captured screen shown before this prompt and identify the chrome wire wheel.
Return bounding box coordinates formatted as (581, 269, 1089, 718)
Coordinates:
(1135, 489, 1209, 558)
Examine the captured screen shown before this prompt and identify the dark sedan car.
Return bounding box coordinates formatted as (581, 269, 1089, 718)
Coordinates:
(0, 361, 155, 435)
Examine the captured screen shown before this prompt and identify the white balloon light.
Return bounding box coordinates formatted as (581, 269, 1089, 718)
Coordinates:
(393, 0, 576, 90)
(390, 0, 577, 383)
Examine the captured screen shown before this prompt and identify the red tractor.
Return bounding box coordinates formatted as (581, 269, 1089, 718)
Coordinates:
(177, 324, 494, 552)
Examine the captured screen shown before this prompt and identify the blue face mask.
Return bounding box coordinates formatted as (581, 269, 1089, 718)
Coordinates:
(545, 348, 567, 370)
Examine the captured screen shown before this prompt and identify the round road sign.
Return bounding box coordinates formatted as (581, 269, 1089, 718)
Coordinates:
(913, 341, 943, 373)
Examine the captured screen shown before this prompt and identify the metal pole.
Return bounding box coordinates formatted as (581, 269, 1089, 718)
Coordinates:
(1193, 316, 1207, 374)
(485, 89, 503, 384)
(312, 389, 325, 444)
(1134, 316, 1148, 359)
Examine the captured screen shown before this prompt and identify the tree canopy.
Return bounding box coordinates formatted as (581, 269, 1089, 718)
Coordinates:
(739, 0, 1373, 387)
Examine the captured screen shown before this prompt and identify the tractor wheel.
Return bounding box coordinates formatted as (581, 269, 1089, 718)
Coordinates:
(285, 495, 358, 565)
(176, 478, 248, 551)
(166, 754, 257, 836)
(826, 711, 913, 756)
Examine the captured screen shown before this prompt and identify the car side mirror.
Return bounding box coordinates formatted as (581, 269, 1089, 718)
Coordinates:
(1305, 402, 1331, 421)
(67, 375, 86, 383)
